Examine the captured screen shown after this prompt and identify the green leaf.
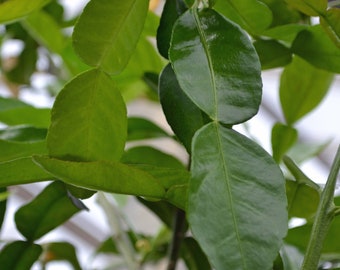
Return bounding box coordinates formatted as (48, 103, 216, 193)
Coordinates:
(253, 39, 292, 70)
(287, 140, 331, 164)
(169, 9, 262, 124)
(188, 122, 287, 269)
(0, 187, 7, 231)
(0, 157, 53, 187)
(47, 68, 127, 162)
(0, 241, 42, 270)
(0, 0, 51, 24)
(15, 181, 82, 241)
(0, 126, 47, 142)
(320, 8, 340, 48)
(285, 0, 327, 16)
(41, 242, 81, 270)
(271, 123, 298, 162)
(180, 237, 212, 270)
(280, 56, 334, 125)
(22, 10, 65, 53)
(72, 0, 149, 74)
(291, 25, 340, 73)
(286, 179, 320, 219)
(159, 64, 208, 152)
(214, 0, 272, 34)
(262, 24, 308, 45)
(127, 117, 170, 141)
(33, 156, 166, 198)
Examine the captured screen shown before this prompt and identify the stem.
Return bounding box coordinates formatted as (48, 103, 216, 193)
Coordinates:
(167, 209, 186, 270)
(97, 192, 139, 270)
(301, 146, 340, 270)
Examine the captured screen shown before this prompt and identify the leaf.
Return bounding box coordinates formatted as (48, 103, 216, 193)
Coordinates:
(188, 122, 287, 269)
(291, 25, 340, 73)
(287, 140, 331, 164)
(180, 237, 212, 270)
(0, 126, 47, 142)
(0, 187, 7, 231)
(72, 0, 149, 74)
(127, 117, 170, 141)
(15, 181, 82, 241)
(47, 68, 127, 162)
(0, 0, 50, 24)
(320, 8, 340, 48)
(169, 9, 262, 124)
(159, 64, 208, 152)
(33, 156, 166, 198)
(285, 0, 327, 16)
(262, 24, 308, 45)
(286, 179, 320, 219)
(0, 139, 46, 162)
(0, 157, 53, 187)
(214, 0, 272, 34)
(253, 39, 292, 70)
(271, 123, 298, 162)
(279, 56, 334, 125)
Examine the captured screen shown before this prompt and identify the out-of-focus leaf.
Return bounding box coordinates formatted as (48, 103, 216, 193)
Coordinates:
(253, 39, 292, 70)
(0, 241, 42, 270)
(273, 253, 284, 270)
(285, 0, 327, 16)
(15, 181, 82, 241)
(320, 8, 340, 48)
(263, 24, 308, 44)
(72, 0, 149, 74)
(188, 122, 287, 269)
(180, 237, 212, 270)
(292, 25, 340, 73)
(170, 9, 262, 124)
(127, 117, 170, 141)
(0, 188, 7, 231)
(159, 64, 208, 152)
(165, 184, 187, 210)
(41, 242, 81, 270)
(280, 56, 334, 125)
(287, 140, 331, 164)
(271, 123, 297, 162)
(33, 156, 166, 198)
(47, 68, 127, 162)
(143, 72, 159, 95)
(0, 0, 51, 24)
(0, 126, 47, 142)
(0, 157, 53, 187)
(0, 139, 46, 162)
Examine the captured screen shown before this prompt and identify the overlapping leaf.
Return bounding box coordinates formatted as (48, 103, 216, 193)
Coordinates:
(320, 8, 340, 48)
(127, 117, 170, 141)
(285, 0, 327, 16)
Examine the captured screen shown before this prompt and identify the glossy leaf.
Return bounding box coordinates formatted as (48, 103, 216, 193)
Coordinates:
(291, 25, 340, 73)
(188, 122, 287, 269)
(47, 68, 127, 162)
(0, 139, 46, 162)
(0, 157, 53, 187)
(253, 39, 292, 70)
(169, 9, 262, 124)
(320, 8, 340, 48)
(286, 180, 320, 219)
(127, 117, 169, 141)
(0, 241, 42, 270)
(15, 181, 82, 241)
(214, 0, 272, 34)
(271, 123, 297, 162)
(285, 0, 327, 16)
(159, 64, 208, 152)
(0, 0, 50, 24)
(280, 56, 334, 125)
(0, 126, 47, 142)
(33, 156, 166, 198)
(72, 0, 149, 74)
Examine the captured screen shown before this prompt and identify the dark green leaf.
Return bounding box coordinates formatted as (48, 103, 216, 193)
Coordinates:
(291, 25, 340, 73)
(169, 9, 262, 124)
(273, 253, 284, 270)
(15, 181, 82, 241)
(0, 0, 51, 24)
(47, 68, 127, 162)
(33, 156, 166, 198)
(320, 8, 340, 48)
(159, 63, 208, 152)
(72, 0, 149, 74)
(280, 56, 334, 125)
(253, 39, 292, 70)
(188, 122, 287, 269)
(0, 157, 53, 187)
(285, 0, 327, 16)
(180, 237, 212, 270)
(0, 126, 47, 142)
(127, 117, 170, 141)
(271, 123, 298, 162)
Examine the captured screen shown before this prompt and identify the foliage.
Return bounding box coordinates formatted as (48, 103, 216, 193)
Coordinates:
(0, 0, 339, 269)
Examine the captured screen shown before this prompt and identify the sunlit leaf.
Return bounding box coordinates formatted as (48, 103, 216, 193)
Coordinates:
(170, 9, 262, 124)
(47, 68, 127, 162)
(271, 123, 297, 162)
(188, 122, 287, 269)
(72, 0, 149, 74)
(285, 0, 327, 16)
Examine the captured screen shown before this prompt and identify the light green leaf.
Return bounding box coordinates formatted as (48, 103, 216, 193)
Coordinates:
(320, 8, 340, 48)
(47, 68, 127, 162)
(280, 56, 334, 125)
(170, 9, 262, 124)
(188, 122, 287, 269)
(285, 0, 327, 16)
(22, 10, 65, 53)
(15, 181, 82, 241)
(72, 0, 149, 74)
(0, 0, 50, 24)
(127, 117, 170, 141)
(262, 24, 308, 45)
(214, 0, 272, 34)
(271, 123, 298, 162)
(0, 126, 47, 142)
(0, 157, 53, 187)
(33, 156, 166, 198)
(291, 25, 340, 73)
(287, 140, 331, 164)
(0, 241, 42, 270)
